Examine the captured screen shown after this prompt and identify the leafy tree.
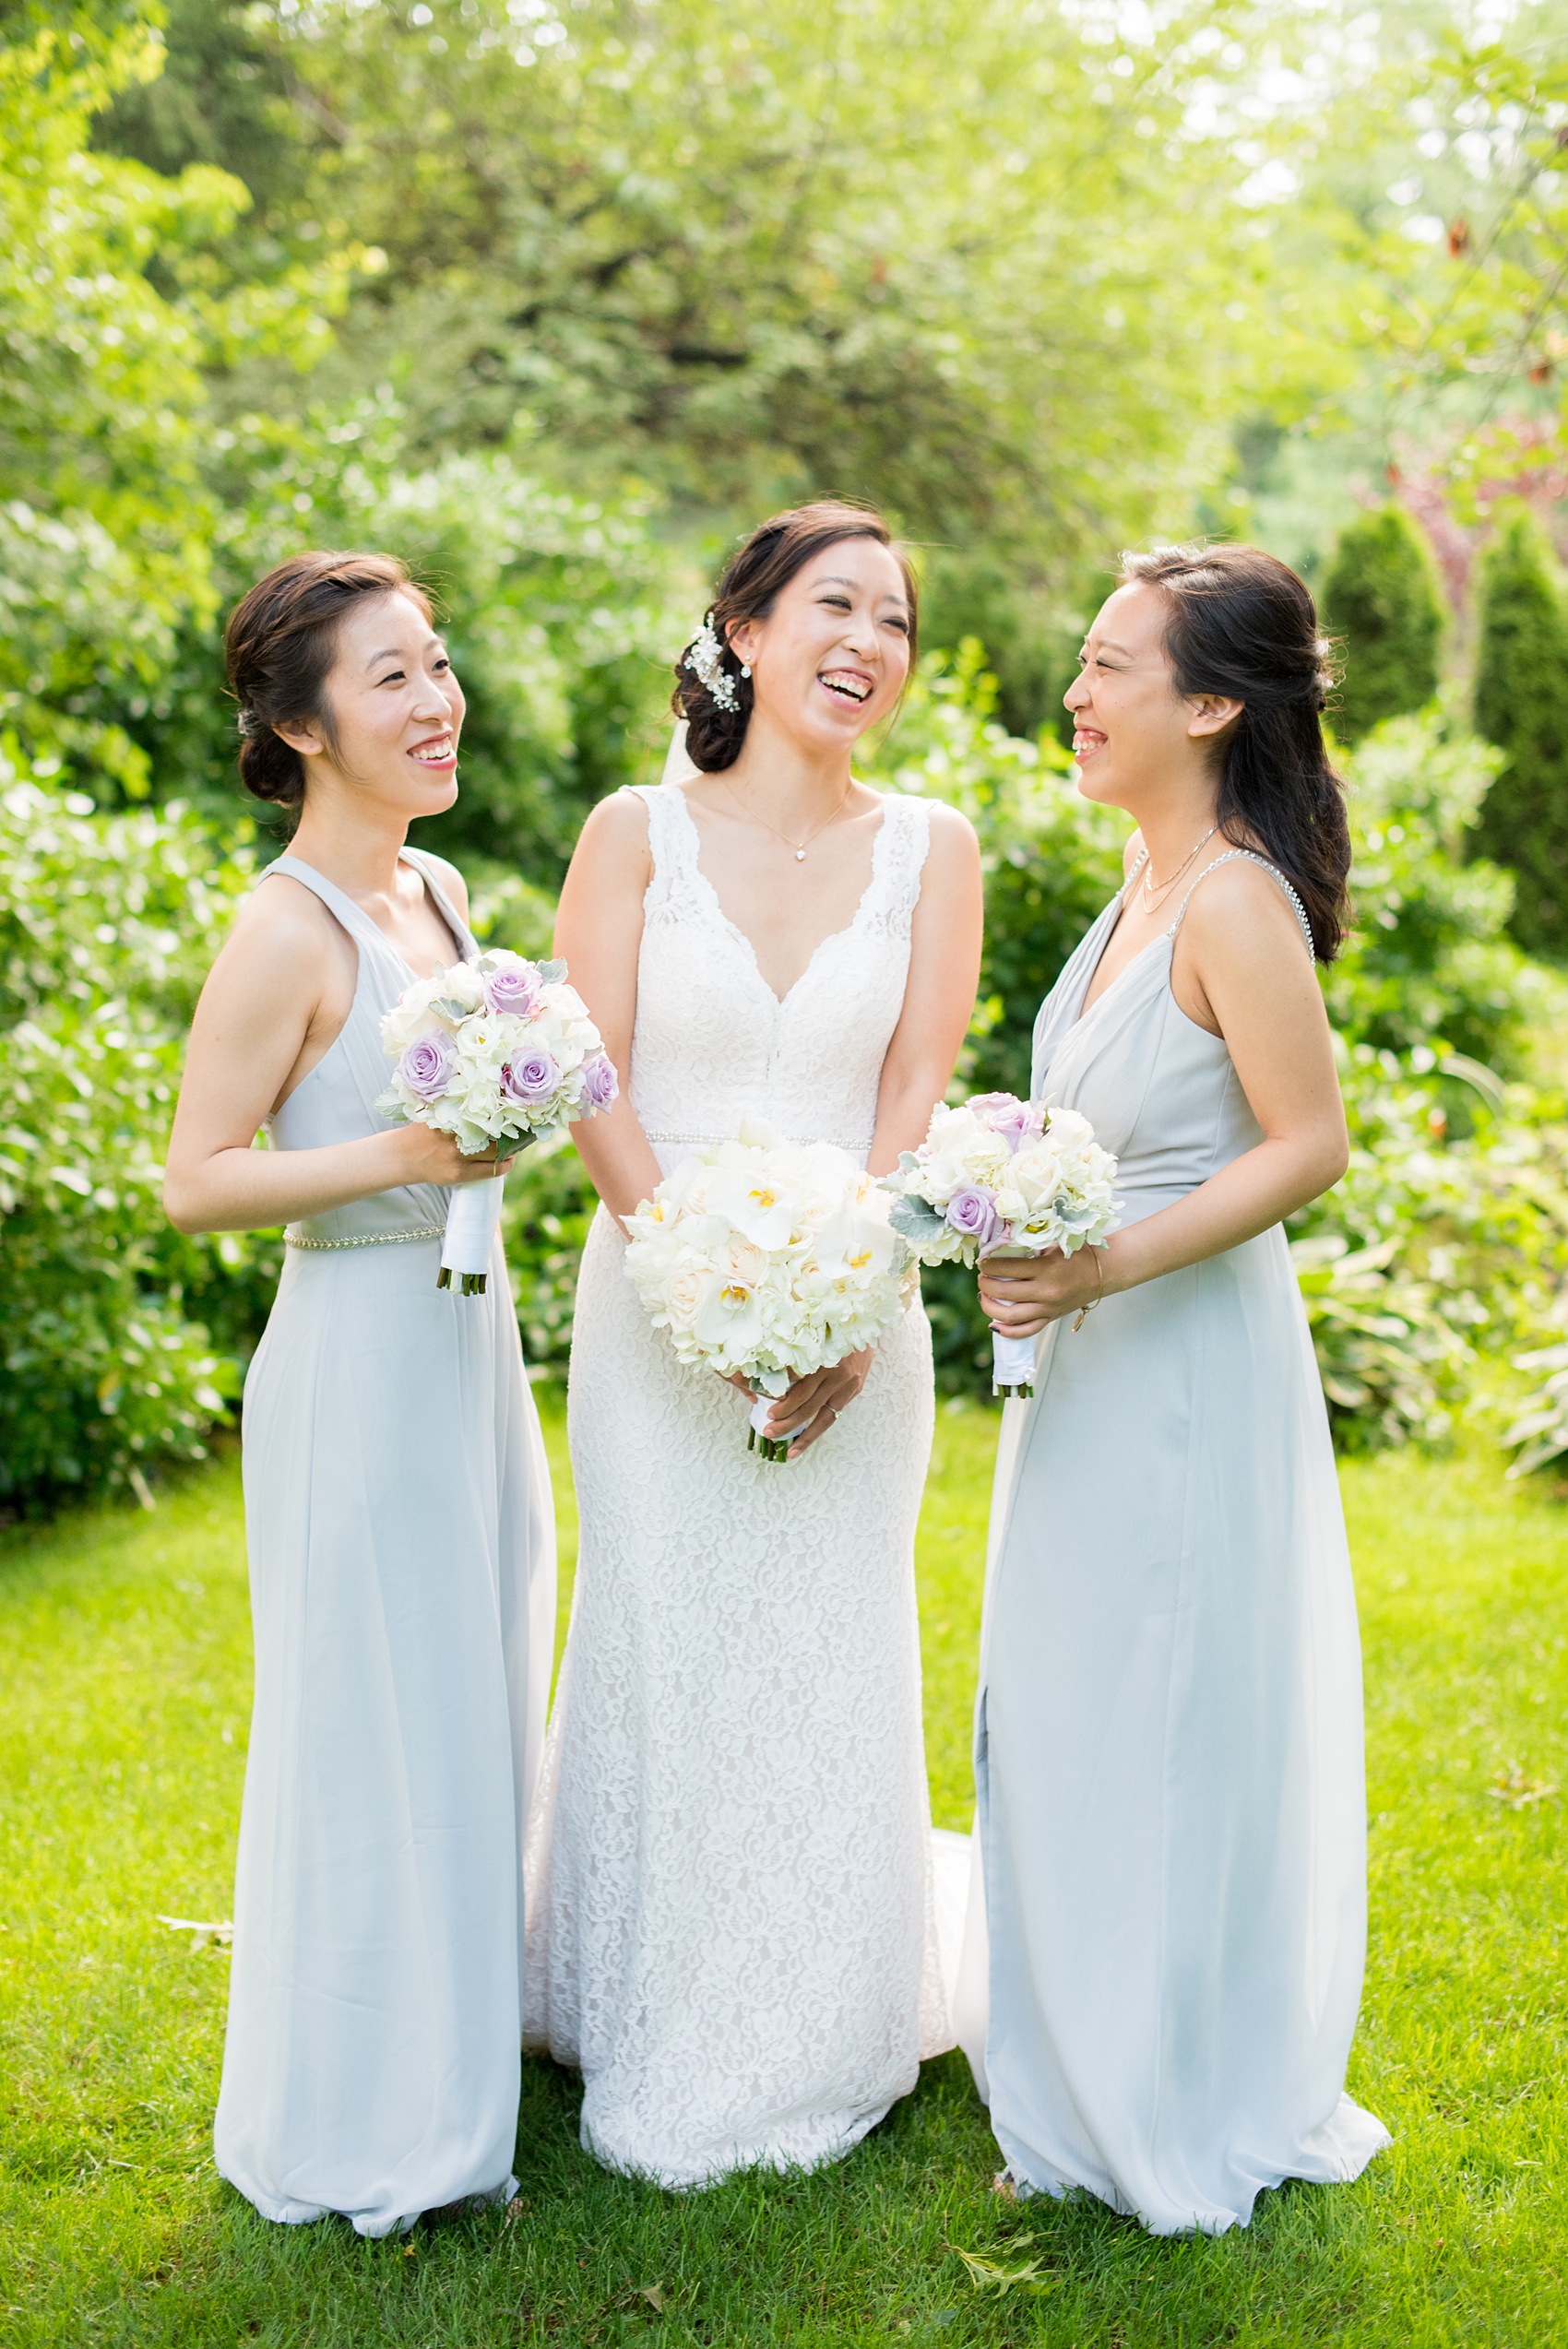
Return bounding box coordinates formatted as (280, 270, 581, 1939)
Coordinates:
(0, 1, 345, 801)
(1472, 504, 1568, 955)
(164, 0, 1260, 592)
(1321, 505, 1443, 742)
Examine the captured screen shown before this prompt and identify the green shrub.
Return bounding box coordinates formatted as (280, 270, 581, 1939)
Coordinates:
(1289, 1050, 1568, 1449)
(0, 767, 276, 1511)
(1471, 502, 1568, 956)
(1321, 505, 1444, 743)
(502, 1130, 598, 1379)
(1326, 713, 1552, 1083)
(866, 645, 1127, 1098)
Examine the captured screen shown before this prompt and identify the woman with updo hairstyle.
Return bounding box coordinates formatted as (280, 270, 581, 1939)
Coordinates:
(968, 542, 1389, 2232)
(525, 501, 984, 2186)
(164, 551, 555, 2235)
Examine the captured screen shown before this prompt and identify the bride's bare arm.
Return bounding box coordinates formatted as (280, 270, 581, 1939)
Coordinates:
(780, 803, 982, 1456)
(164, 883, 509, 1235)
(866, 802, 984, 1176)
(553, 792, 666, 1226)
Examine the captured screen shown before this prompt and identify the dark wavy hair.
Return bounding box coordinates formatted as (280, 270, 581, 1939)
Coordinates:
(672, 500, 918, 771)
(1118, 542, 1350, 961)
(225, 551, 433, 819)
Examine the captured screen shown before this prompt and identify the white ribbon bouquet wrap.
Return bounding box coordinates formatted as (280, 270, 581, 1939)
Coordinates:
(377, 951, 617, 1295)
(623, 1118, 916, 1462)
(884, 1094, 1121, 1396)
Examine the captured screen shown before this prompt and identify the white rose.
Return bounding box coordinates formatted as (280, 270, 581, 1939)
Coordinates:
(445, 962, 485, 1012)
(666, 1265, 707, 1329)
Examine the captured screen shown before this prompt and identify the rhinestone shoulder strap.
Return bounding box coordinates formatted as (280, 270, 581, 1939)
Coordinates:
(1168, 849, 1315, 962)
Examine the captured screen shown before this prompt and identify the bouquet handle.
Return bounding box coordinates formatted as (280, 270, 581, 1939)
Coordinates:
(991, 1330, 1038, 1399)
(983, 1243, 1039, 1398)
(748, 1391, 807, 1464)
(439, 1173, 506, 1296)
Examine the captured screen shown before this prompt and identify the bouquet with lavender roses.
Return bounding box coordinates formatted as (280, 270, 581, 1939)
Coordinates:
(378, 950, 617, 1295)
(884, 1093, 1120, 1396)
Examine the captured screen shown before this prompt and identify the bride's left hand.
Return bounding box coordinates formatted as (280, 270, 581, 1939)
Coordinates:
(979, 1244, 1108, 1337)
(769, 1347, 874, 1458)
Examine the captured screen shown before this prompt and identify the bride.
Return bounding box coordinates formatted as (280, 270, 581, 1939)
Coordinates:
(524, 500, 983, 2186)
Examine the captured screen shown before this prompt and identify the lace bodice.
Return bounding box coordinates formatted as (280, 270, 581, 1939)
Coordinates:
(627, 783, 932, 1170)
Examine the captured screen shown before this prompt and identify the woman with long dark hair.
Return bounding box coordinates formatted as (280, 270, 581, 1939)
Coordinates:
(524, 502, 983, 2185)
(164, 552, 554, 2235)
(969, 544, 1389, 2232)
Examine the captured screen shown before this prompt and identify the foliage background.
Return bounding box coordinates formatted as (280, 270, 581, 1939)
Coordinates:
(4, 0, 1568, 1507)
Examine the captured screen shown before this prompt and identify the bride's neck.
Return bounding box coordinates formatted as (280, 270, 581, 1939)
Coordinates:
(721, 706, 857, 824)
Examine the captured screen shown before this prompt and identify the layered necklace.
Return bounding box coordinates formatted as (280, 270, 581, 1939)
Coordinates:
(1138, 823, 1219, 916)
(723, 775, 855, 862)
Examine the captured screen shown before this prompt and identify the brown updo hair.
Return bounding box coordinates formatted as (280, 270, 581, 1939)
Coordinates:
(224, 551, 433, 816)
(673, 500, 918, 771)
(1118, 542, 1350, 961)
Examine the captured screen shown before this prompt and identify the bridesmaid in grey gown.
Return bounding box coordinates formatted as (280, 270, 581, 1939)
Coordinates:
(974, 545, 1389, 2235)
(164, 552, 554, 2236)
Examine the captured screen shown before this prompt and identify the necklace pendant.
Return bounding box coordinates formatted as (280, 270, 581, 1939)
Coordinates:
(795, 848, 806, 861)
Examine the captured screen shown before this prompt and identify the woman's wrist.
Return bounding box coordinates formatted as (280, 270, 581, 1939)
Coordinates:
(1098, 1231, 1138, 1298)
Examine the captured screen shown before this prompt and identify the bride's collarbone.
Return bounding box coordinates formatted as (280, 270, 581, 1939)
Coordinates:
(680, 791, 885, 992)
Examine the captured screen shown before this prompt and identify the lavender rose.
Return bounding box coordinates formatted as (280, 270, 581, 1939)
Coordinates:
(579, 1050, 619, 1111)
(944, 1183, 1000, 1250)
(483, 961, 541, 1019)
(500, 1047, 561, 1109)
(398, 1032, 457, 1100)
(967, 1091, 1045, 1152)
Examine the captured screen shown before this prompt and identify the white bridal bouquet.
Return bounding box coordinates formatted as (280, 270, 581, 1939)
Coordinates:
(378, 950, 617, 1295)
(624, 1119, 915, 1461)
(884, 1093, 1121, 1397)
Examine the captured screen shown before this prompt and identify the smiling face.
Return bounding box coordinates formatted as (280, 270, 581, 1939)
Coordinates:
(727, 538, 912, 754)
(276, 590, 466, 817)
(1063, 579, 1239, 813)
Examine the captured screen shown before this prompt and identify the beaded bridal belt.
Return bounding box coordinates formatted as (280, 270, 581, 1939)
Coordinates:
(285, 1224, 446, 1252)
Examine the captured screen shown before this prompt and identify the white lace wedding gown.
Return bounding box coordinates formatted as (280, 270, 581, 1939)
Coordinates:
(523, 778, 955, 2187)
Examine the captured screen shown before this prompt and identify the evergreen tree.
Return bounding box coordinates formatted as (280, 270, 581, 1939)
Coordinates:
(1322, 504, 1444, 741)
(1472, 503, 1568, 956)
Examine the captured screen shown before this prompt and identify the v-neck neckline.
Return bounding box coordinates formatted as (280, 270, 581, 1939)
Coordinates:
(1071, 860, 1174, 1029)
(666, 782, 890, 1012)
(277, 848, 468, 981)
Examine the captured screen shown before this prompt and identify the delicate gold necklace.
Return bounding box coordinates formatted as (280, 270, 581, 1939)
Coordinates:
(1139, 824, 1218, 913)
(723, 775, 855, 862)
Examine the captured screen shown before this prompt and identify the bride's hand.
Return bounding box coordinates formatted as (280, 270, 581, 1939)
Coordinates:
(770, 1347, 873, 1459)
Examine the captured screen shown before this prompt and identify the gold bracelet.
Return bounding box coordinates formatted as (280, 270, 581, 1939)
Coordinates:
(1072, 1245, 1106, 1334)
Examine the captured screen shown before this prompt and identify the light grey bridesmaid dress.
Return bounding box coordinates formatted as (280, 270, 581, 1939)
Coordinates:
(213, 849, 556, 2237)
(976, 849, 1389, 2236)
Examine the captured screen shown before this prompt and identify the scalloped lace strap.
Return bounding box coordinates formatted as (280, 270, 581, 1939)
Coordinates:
(872, 792, 932, 927)
(1168, 849, 1315, 962)
(628, 782, 696, 914)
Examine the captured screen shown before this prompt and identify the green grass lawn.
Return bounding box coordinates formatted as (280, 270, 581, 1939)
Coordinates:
(2, 1394, 1565, 2345)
